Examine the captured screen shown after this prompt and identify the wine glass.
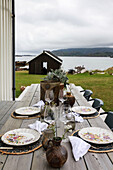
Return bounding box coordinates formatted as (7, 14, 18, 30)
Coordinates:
(44, 90, 54, 124)
(45, 90, 54, 105)
(59, 89, 66, 104)
(60, 104, 69, 124)
(44, 104, 55, 124)
(51, 104, 59, 128)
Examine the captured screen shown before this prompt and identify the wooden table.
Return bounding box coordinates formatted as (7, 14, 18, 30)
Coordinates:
(0, 84, 113, 170)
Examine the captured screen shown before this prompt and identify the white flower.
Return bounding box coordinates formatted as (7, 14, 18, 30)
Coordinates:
(64, 124, 72, 130)
(68, 129, 72, 133)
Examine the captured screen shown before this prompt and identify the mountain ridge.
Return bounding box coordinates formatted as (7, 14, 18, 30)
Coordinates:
(52, 48, 113, 57)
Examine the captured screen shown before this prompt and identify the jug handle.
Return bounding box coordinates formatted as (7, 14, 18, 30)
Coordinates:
(47, 139, 53, 148)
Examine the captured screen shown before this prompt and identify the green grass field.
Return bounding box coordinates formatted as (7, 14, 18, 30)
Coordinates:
(16, 71, 113, 111)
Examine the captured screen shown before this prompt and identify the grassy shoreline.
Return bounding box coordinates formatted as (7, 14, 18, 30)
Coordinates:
(16, 71, 113, 111)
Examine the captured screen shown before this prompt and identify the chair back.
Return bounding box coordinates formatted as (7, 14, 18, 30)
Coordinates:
(105, 111, 113, 130)
(92, 98, 104, 111)
(83, 90, 93, 101)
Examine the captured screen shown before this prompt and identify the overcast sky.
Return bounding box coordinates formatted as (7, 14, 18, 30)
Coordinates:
(15, 0, 113, 54)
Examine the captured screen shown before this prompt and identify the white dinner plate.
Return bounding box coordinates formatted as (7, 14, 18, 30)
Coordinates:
(15, 107, 40, 115)
(72, 106, 97, 115)
(78, 127, 113, 144)
(1, 128, 40, 146)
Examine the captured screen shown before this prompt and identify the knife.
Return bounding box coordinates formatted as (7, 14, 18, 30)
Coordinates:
(0, 147, 13, 150)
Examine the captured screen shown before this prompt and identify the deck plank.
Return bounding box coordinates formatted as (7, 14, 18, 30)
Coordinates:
(0, 101, 15, 121)
(0, 101, 26, 126)
(2, 154, 33, 170)
(0, 84, 38, 170)
(0, 101, 8, 110)
(1, 84, 40, 170)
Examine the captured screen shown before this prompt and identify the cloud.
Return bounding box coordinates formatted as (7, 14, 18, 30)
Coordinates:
(15, 0, 113, 54)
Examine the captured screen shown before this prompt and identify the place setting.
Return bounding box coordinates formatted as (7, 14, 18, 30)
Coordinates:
(11, 106, 41, 119)
(11, 101, 45, 119)
(71, 127, 113, 153)
(71, 106, 100, 119)
(0, 128, 43, 155)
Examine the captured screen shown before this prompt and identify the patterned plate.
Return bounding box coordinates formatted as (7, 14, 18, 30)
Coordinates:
(78, 127, 113, 144)
(15, 107, 40, 115)
(72, 106, 97, 115)
(71, 130, 113, 153)
(1, 128, 40, 146)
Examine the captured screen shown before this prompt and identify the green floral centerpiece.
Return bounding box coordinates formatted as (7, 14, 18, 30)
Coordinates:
(43, 68, 69, 88)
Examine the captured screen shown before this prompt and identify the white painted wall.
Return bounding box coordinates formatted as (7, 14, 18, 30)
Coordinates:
(0, 0, 12, 101)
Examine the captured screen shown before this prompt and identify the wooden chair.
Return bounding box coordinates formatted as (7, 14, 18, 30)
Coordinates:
(100, 111, 113, 131)
(80, 89, 93, 101)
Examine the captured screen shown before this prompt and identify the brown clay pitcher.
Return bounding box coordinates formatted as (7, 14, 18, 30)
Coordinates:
(46, 137, 68, 168)
(42, 129, 54, 151)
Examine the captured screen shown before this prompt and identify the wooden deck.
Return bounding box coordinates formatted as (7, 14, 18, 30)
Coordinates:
(0, 84, 113, 170)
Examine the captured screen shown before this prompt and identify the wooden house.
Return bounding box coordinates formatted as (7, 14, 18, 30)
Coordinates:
(28, 50, 62, 74)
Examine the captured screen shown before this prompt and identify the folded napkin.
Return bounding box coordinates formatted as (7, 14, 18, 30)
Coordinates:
(28, 120, 48, 134)
(72, 112, 84, 122)
(68, 136, 91, 161)
(32, 100, 45, 108)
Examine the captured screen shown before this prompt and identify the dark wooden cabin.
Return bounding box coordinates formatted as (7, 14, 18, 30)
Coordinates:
(28, 50, 62, 74)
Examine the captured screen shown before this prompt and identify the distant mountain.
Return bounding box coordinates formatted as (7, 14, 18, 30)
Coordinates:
(16, 55, 35, 57)
(52, 48, 113, 57)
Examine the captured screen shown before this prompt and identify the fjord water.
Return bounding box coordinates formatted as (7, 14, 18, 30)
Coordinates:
(60, 56, 113, 71)
(15, 56, 113, 71)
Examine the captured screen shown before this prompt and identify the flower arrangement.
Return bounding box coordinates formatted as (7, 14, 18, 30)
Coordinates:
(43, 68, 69, 88)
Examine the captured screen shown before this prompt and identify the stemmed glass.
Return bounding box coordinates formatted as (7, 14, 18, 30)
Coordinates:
(59, 104, 69, 124)
(58, 88, 67, 124)
(59, 89, 66, 104)
(52, 104, 59, 128)
(45, 90, 54, 105)
(44, 104, 55, 124)
(44, 90, 54, 124)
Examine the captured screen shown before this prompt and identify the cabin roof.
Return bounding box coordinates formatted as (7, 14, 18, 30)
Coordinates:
(28, 50, 62, 64)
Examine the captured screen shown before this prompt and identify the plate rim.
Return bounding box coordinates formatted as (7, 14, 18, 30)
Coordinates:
(15, 107, 40, 115)
(78, 127, 113, 144)
(1, 128, 40, 146)
(72, 106, 97, 115)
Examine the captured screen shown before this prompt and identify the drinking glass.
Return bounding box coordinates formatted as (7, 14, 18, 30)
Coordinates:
(60, 104, 69, 124)
(44, 104, 55, 124)
(44, 103, 59, 126)
(66, 105, 73, 121)
(59, 89, 66, 104)
(53, 105, 59, 128)
(45, 90, 54, 105)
